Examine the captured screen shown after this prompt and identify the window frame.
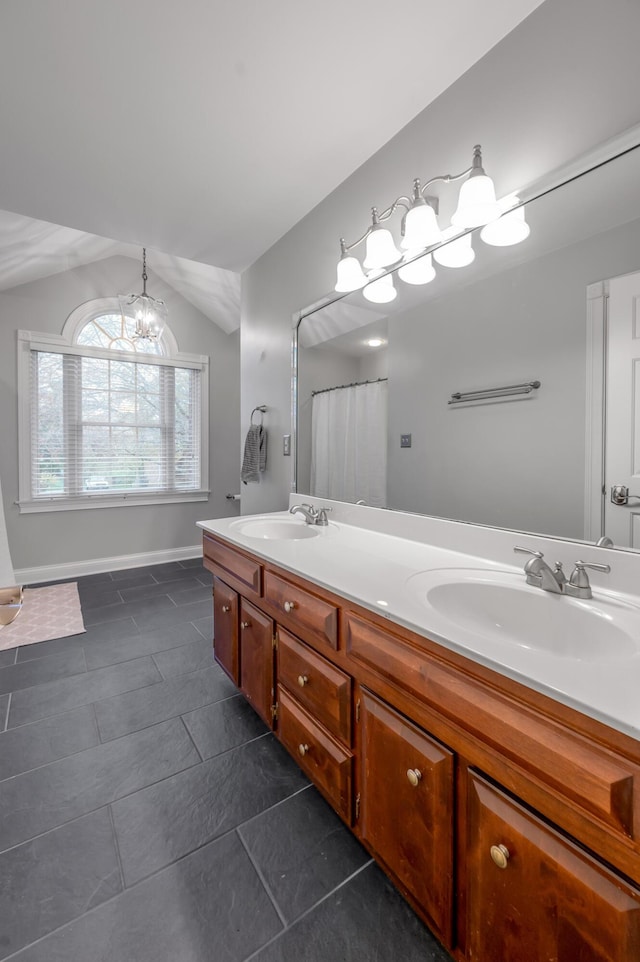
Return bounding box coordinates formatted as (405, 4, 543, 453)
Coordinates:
(17, 300, 210, 513)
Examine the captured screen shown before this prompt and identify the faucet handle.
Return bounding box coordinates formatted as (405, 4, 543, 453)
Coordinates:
(514, 546, 544, 559)
(570, 560, 611, 587)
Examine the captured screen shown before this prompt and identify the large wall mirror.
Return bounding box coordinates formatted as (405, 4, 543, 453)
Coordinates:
(294, 129, 640, 552)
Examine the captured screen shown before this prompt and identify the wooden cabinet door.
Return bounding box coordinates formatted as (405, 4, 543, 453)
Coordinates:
(213, 576, 239, 684)
(466, 771, 640, 962)
(358, 689, 454, 944)
(239, 598, 275, 727)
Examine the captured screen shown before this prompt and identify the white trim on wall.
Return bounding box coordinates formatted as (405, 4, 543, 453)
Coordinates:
(15, 543, 203, 585)
(584, 280, 607, 541)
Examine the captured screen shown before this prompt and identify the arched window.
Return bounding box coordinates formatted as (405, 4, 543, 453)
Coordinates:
(18, 298, 208, 511)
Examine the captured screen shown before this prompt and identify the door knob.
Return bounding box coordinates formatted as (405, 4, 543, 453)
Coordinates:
(611, 484, 640, 505)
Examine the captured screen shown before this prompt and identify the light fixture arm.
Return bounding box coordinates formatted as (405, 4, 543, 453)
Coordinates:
(340, 157, 477, 255)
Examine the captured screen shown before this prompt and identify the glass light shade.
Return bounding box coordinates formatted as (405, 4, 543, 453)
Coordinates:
(401, 204, 441, 251)
(480, 206, 530, 246)
(363, 225, 401, 270)
(363, 273, 397, 304)
(398, 252, 436, 285)
(118, 292, 168, 341)
(335, 254, 367, 292)
(433, 233, 475, 268)
(451, 174, 502, 229)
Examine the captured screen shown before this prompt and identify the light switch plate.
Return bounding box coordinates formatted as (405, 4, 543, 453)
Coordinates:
(283, 434, 291, 456)
(400, 434, 412, 448)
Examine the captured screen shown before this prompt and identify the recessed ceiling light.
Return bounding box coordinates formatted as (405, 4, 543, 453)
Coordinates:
(367, 338, 385, 347)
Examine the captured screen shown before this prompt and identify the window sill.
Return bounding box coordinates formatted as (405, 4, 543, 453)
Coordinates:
(18, 490, 211, 513)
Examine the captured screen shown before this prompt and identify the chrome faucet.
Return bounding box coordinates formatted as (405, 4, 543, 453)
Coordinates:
(514, 547, 610, 599)
(289, 503, 333, 526)
(514, 547, 564, 593)
(290, 503, 319, 524)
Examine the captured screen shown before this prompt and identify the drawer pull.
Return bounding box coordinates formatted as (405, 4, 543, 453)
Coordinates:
(221, 605, 231, 613)
(407, 768, 422, 787)
(240, 621, 251, 630)
(490, 844, 510, 869)
(298, 743, 310, 757)
(284, 600, 297, 613)
(297, 674, 309, 688)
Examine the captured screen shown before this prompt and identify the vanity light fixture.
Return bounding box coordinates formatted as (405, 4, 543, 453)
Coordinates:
(334, 145, 528, 293)
(335, 144, 498, 292)
(118, 248, 168, 342)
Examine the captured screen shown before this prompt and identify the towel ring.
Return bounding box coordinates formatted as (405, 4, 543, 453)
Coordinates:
(251, 404, 267, 425)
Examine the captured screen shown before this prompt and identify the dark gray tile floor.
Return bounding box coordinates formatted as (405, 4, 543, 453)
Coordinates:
(0, 559, 453, 962)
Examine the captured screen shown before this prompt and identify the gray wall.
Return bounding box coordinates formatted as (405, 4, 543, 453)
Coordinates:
(241, 0, 640, 515)
(387, 217, 640, 539)
(0, 255, 240, 571)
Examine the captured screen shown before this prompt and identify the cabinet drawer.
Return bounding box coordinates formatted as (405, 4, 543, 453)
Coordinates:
(203, 535, 262, 595)
(466, 771, 640, 961)
(277, 686, 352, 821)
(346, 610, 639, 838)
(265, 572, 338, 651)
(278, 628, 351, 743)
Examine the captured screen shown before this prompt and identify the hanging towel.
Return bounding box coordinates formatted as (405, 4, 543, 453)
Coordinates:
(241, 424, 268, 483)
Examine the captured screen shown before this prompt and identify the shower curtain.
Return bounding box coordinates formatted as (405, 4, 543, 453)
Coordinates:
(310, 379, 387, 507)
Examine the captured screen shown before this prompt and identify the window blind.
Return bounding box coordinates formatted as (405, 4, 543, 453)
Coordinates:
(30, 350, 202, 500)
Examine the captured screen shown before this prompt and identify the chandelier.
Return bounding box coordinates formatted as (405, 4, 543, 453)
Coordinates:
(119, 248, 168, 341)
(335, 145, 530, 303)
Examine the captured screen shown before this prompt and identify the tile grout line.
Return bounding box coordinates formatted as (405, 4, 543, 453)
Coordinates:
(242, 858, 376, 962)
(236, 827, 289, 930)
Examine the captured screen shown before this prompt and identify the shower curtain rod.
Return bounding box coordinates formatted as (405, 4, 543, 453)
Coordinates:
(312, 377, 388, 397)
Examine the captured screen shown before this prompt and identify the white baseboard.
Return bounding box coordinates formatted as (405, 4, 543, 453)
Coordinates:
(15, 544, 202, 585)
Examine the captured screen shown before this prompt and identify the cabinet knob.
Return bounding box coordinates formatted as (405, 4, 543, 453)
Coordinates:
(284, 600, 297, 613)
(221, 605, 231, 613)
(490, 844, 510, 869)
(297, 674, 309, 688)
(406, 768, 422, 787)
(240, 621, 251, 630)
(298, 743, 310, 757)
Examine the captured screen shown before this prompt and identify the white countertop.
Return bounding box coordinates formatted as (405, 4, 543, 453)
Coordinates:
(198, 503, 640, 741)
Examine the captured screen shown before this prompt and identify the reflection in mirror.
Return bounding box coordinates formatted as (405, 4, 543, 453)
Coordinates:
(295, 134, 640, 551)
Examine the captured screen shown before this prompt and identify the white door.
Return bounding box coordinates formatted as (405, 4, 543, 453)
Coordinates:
(604, 270, 640, 547)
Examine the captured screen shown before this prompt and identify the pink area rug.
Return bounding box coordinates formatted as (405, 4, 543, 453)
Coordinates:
(0, 582, 85, 651)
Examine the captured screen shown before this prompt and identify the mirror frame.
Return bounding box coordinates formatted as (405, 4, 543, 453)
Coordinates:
(291, 124, 640, 551)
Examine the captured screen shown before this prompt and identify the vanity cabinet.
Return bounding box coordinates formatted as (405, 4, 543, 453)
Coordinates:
(465, 772, 640, 961)
(203, 531, 640, 962)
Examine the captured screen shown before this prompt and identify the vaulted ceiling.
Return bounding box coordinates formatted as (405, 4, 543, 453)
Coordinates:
(0, 0, 545, 273)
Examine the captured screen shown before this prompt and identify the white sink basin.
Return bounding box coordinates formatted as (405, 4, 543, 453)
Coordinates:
(230, 517, 324, 540)
(404, 568, 640, 662)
